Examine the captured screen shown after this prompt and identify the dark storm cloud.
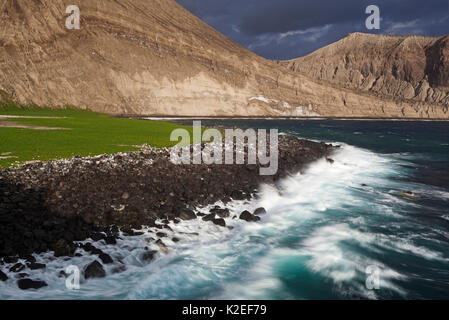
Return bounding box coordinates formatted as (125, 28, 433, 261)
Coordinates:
(176, 0, 449, 59)
(240, 0, 448, 35)
(240, 0, 361, 35)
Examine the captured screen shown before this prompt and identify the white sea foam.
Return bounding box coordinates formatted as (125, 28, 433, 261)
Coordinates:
(215, 144, 414, 299)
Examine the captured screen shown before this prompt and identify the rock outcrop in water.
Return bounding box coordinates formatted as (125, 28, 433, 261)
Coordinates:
(0, 135, 334, 264)
(0, 1, 447, 118)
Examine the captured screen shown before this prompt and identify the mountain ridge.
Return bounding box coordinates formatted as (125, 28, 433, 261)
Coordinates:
(1, 0, 448, 118)
(282, 32, 449, 114)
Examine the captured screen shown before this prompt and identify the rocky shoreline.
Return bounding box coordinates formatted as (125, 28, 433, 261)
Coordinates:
(0, 135, 335, 289)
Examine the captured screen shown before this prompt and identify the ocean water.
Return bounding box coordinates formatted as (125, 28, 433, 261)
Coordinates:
(1, 120, 448, 300)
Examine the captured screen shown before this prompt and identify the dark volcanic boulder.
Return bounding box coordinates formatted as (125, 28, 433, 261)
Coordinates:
(10, 263, 25, 273)
(81, 243, 102, 255)
(212, 218, 226, 227)
(17, 279, 47, 290)
(0, 269, 7, 281)
(179, 209, 197, 220)
(230, 190, 246, 200)
(239, 211, 261, 222)
(104, 236, 117, 245)
(58, 270, 68, 278)
(99, 253, 113, 264)
(28, 263, 46, 270)
(90, 233, 105, 242)
(84, 261, 106, 279)
(254, 207, 267, 215)
(21, 255, 36, 263)
(141, 250, 157, 261)
(111, 265, 127, 274)
(202, 213, 215, 222)
(3, 256, 18, 264)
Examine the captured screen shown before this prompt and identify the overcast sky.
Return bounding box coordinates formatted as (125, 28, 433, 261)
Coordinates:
(176, 0, 449, 60)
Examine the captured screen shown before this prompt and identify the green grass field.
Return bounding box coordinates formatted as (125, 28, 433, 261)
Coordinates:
(0, 100, 193, 168)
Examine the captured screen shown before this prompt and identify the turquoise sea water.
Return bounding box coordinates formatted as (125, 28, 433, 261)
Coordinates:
(1, 120, 448, 300)
(185, 119, 449, 299)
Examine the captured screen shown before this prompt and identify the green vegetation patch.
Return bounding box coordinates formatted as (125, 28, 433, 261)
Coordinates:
(0, 101, 193, 168)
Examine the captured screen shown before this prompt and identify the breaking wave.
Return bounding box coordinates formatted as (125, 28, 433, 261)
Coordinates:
(1, 143, 448, 300)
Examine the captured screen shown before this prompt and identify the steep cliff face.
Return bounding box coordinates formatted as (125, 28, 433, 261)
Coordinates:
(283, 33, 449, 114)
(0, 1, 448, 118)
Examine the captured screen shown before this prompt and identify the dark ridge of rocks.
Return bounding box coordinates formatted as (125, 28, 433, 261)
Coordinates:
(84, 261, 106, 279)
(0, 135, 334, 261)
(0, 178, 101, 259)
(17, 278, 47, 290)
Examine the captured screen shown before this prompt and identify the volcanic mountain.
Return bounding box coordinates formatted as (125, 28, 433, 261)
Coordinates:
(282, 33, 449, 117)
(0, 0, 448, 118)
